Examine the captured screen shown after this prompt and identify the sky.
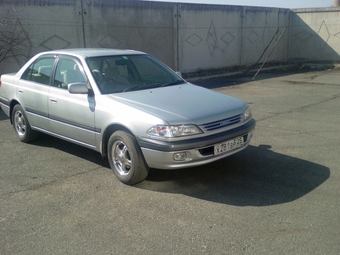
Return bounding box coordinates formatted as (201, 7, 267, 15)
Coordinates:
(145, 0, 334, 9)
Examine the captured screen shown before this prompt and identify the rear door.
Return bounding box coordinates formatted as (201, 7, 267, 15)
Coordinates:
(18, 56, 55, 131)
(48, 56, 96, 148)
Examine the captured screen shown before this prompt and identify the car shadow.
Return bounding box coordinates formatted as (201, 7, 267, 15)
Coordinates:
(30, 133, 109, 168)
(135, 145, 330, 206)
(3, 108, 329, 207)
(0, 108, 9, 121)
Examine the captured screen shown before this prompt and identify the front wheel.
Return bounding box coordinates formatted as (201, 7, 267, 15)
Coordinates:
(108, 131, 149, 185)
(12, 104, 37, 143)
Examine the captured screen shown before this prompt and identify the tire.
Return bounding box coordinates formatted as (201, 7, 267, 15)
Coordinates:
(12, 104, 37, 143)
(108, 130, 149, 185)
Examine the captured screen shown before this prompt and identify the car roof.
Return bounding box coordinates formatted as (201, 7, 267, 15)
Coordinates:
(39, 48, 146, 58)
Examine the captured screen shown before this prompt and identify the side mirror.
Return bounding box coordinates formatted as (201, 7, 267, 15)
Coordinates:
(68, 82, 89, 94)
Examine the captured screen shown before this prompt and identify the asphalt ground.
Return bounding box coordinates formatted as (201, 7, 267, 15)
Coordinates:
(0, 67, 339, 254)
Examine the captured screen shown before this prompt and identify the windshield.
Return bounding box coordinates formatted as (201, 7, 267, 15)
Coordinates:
(86, 54, 185, 94)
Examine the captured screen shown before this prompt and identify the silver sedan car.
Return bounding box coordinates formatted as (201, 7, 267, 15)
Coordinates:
(0, 49, 256, 185)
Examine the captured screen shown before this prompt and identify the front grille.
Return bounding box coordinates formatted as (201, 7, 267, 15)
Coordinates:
(200, 114, 242, 132)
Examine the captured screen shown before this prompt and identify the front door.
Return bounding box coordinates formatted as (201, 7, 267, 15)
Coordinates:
(48, 56, 96, 148)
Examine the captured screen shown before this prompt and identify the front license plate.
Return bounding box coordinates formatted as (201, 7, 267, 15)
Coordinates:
(214, 136, 244, 155)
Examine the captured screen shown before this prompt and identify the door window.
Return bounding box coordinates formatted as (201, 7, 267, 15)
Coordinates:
(53, 58, 86, 89)
(21, 57, 55, 85)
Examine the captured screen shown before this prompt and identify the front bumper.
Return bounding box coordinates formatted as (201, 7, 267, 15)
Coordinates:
(138, 118, 256, 169)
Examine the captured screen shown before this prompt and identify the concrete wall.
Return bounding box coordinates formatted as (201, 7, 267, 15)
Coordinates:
(290, 8, 340, 62)
(178, 4, 290, 73)
(0, 1, 85, 73)
(0, 0, 339, 76)
(0, 0, 177, 74)
(83, 1, 176, 69)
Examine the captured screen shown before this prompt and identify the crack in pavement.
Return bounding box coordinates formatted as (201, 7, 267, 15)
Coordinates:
(258, 125, 340, 142)
(257, 94, 340, 122)
(0, 167, 103, 197)
(282, 81, 340, 86)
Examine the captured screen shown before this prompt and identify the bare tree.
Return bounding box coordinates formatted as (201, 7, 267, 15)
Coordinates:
(0, 5, 32, 64)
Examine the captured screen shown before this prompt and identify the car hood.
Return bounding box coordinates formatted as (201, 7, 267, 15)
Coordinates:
(109, 83, 246, 125)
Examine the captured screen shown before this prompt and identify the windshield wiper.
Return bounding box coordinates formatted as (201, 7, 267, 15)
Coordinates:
(123, 84, 144, 92)
(123, 82, 161, 92)
(123, 80, 185, 92)
(161, 80, 186, 87)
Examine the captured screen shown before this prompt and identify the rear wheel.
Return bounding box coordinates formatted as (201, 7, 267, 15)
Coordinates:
(12, 104, 37, 143)
(108, 131, 149, 185)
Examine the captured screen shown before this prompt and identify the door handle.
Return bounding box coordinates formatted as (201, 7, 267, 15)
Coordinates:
(50, 98, 58, 103)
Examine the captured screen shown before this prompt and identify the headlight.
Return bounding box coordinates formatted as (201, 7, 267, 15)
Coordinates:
(147, 124, 202, 138)
(244, 106, 252, 121)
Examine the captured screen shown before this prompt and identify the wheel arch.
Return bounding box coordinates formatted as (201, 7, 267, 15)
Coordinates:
(101, 124, 134, 159)
(9, 100, 21, 124)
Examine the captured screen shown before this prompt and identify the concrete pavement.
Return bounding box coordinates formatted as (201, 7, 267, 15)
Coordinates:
(0, 67, 339, 254)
